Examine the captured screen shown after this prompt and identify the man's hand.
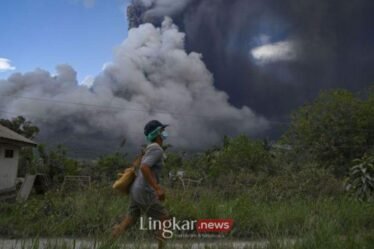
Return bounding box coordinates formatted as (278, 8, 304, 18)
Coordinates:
(155, 186, 165, 202)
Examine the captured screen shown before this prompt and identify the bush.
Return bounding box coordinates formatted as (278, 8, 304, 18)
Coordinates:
(96, 153, 129, 182)
(282, 89, 374, 177)
(210, 135, 272, 178)
(345, 153, 374, 201)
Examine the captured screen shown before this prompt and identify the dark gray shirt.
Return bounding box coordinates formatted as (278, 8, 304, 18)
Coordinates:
(130, 143, 165, 205)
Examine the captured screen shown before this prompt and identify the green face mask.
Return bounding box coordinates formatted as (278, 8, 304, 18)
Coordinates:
(146, 126, 162, 142)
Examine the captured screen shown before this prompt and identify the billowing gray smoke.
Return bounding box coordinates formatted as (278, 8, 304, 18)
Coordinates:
(0, 18, 268, 156)
(128, 0, 192, 28)
(128, 0, 374, 136)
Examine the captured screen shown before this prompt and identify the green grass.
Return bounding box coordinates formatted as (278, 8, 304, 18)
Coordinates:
(0, 186, 373, 248)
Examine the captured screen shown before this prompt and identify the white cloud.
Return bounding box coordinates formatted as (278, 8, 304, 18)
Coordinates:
(0, 58, 16, 72)
(251, 40, 297, 65)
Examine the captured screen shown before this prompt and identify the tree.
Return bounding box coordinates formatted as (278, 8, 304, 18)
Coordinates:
(210, 135, 272, 178)
(0, 116, 39, 139)
(282, 88, 374, 176)
(96, 153, 129, 181)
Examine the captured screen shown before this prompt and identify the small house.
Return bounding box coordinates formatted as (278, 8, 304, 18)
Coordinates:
(0, 124, 37, 195)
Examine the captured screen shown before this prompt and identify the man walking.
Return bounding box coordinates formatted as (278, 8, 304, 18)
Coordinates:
(112, 120, 170, 248)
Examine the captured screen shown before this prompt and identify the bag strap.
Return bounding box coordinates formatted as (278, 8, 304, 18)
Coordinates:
(133, 143, 161, 171)
(132, 148, 146, 171)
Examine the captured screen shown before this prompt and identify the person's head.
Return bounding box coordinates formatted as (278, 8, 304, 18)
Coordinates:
(144, 120, 169, 144)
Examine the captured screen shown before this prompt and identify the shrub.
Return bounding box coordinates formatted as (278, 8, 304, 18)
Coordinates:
(210, 135, 272, 178)
(345, 153, 374, 201)
(282, 89, 374, 177)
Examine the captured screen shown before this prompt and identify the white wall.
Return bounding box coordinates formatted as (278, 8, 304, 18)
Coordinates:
(0, 144, 20, 190)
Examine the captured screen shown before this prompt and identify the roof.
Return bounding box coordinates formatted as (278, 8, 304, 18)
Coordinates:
(0, 124, 37, 147)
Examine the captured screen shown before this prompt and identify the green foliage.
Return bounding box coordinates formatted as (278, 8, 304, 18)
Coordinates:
(0, 115, 39, 139)
(345, 153, 374, 201)
(48, 146, 79, 179)
(96, 153, 129, 181)
(162, 152, 186, 183)
(0, 186, 124, 237)
(176, 135, 273, 190)
(249, 166, 343, 201)
(22, 144, 82, 183)
(164, 152, 184, 173)
(1, 187, 373, 243)
(185, 148, 220, 179)
(210, 135, 272, 178)
(18, 143, 129, 184)
(282, 88, 374, 176)
(18, 147, 37, 176)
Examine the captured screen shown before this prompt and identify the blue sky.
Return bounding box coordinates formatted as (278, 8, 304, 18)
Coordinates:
(0, 0, 129, 82)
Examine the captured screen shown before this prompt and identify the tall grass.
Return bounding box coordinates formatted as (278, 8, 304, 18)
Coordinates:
(1, 186, 373, 246)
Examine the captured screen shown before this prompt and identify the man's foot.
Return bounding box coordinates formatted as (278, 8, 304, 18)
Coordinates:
(111, 224, 124, 239)
(157, 238, 166, 249)
(154, 232, 167, 249)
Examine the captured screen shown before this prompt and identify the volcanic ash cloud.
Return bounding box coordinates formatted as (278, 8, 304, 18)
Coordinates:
(0, 18, 268, 152)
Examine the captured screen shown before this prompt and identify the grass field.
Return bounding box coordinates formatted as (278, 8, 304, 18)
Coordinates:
(0, 184, 373, 248)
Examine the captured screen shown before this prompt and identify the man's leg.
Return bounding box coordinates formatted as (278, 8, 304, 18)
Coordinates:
(156, 214, 171, 249)
(145, 202, 171, 249)
(112, 199, 140, 239)
(111, 215, 137, 239)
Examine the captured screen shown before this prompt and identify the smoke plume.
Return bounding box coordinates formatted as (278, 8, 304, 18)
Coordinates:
(128, 0, 374, 129)
(127, 0, 192, 28)
(0, 18, 268, 156)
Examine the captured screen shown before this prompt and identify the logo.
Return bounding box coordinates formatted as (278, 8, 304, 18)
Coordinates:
(140, 217, 234, 239)
(196, 219, 234, 233)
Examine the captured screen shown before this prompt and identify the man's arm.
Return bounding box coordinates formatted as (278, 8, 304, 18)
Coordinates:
(140, 164, 160, 191)
(141, 164, 165, 201)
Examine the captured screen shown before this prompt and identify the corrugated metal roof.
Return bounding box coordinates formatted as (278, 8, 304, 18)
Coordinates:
(0, 124, 37, 146)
